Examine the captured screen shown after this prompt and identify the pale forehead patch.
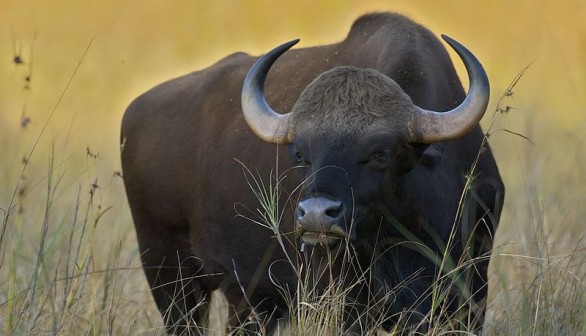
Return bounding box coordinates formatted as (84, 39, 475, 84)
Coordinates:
(289, 66, 415, 139)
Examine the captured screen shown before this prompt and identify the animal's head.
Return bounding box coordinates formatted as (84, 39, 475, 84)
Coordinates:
(241, 37, 489, 248)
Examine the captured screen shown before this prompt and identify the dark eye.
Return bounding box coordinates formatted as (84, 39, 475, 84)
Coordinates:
(294, 151, 304, 164)
(371, 150, 390, 164)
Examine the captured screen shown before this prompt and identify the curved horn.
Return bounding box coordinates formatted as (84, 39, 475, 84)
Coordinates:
(411, 35, 490, 143)
(241, 39, 299, 144)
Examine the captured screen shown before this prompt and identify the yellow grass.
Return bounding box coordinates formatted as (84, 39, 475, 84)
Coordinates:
(1, 1, 585, 334)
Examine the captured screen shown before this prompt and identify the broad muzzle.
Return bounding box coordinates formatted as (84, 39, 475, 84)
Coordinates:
(296, 197, 348, 247)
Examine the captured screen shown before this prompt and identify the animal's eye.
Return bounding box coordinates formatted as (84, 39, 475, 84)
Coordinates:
(295, 151, 304, 164)
(371, 151, 390, 164)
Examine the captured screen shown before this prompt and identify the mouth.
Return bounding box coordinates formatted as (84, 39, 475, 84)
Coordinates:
(299, 231, 344, 247)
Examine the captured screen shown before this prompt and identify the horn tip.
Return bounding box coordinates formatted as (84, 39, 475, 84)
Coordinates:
(286, 39, 301, 48)
(440, 34, 460, 49)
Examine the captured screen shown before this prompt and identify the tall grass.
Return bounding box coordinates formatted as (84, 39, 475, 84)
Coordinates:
(483, 72, 586, 335)
(0, 159, 156, 335)
(0, 42, 158, 335)
(236, 167, 487, 334)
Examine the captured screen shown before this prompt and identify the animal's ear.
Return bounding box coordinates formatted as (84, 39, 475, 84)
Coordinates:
(409, 142, 444, 168)
(419, 143, 445, 168)
(396, 143, 416, 175)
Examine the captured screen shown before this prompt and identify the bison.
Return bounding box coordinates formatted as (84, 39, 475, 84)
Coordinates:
(121, 12, 504, 334)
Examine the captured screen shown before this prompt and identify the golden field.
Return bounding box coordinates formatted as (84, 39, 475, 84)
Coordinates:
(1, 0, 585, 334)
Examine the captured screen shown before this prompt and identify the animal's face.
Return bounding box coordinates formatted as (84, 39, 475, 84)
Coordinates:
(285, 67, 418, 247)
(290, 129, 415, 247)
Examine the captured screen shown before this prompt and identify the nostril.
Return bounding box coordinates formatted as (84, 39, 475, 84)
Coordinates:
(325, 206, 341, 218)
(297, 207, 306, 219)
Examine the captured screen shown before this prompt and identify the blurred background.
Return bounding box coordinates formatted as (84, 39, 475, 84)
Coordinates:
(1, 0, 584, 333)
(2, 1, 584, 151)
